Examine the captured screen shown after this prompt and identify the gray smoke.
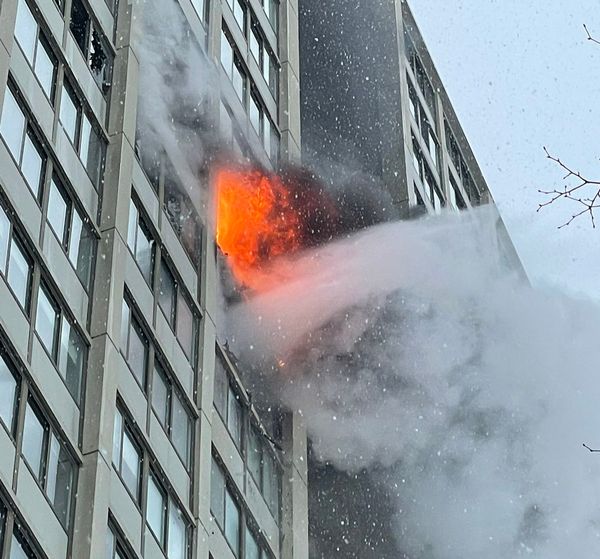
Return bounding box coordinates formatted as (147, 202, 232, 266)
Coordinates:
(228, 207, 600, 558)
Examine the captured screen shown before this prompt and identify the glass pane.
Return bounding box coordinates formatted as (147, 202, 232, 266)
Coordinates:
(59, 86, 78, 144)
(46, 434, 74, 528)
(151, 365, 169, 427)
(135, 223, 153, 283)
(250, 27, 261, 63)
(213, 359, 227, 419)
(34, 38, 55, 99)
(58, 316, 84, 401)
(250, 95, 261, 136)
(70, 211, 94, 288)
(47, 179, 68, 244)
(15, 0, 37, 64)
(112, 409, 123, 469)
(168, 503, 187, 559)
(220, 32, 233, 76)
(120, 300, 130, 353)
(21, 134, 43, 197)
(172, 393, 190, 466)
(245, 526, 260, 559)
(176, 295, 194, 360)
(147, 474, 166, 544)
(7, 238, 31, 308)
(35, 286, 58, 355)
(210, 457, 225, 526)
(86, 124, 106, 187)
(0, 355, 17, 432)
(122, 429, 140, 500)
(232, 60, 244, 102)
(224, 488, 240, 554)
(263, 116, 271, 153)
(0, 205, 9, 271)
(233, 0, 245, 30)
(127, 202, 137, 252)
(106, 529, 115, 559)
(227, 387, 242, 448)
(80, 112, 92, 166)
(22, 403, 44, 479)
(89, 27, 112, 93)
(0, 88, 26, 160)
(158, 261, 175, 326)
(247, 426, 262, 484)
(128, 323, 147, 386)
(9, 531, 34, 559)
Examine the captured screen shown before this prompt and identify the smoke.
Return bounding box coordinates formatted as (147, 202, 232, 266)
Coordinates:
(228, 207, 600, 558)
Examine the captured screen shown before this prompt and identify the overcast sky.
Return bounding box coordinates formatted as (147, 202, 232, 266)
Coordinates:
(408, 0, 600, 300)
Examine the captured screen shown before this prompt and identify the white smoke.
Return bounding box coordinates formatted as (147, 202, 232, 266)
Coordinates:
(228, 207, 600, 558)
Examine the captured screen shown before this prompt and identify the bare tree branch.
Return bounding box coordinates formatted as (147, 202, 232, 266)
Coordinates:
(583, 24, 600, 45)
(538, 147, 600, 228)
(583, 443, 600, 453)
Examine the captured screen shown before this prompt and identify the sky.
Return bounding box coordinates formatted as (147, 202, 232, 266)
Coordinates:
(408, 0, 600, 301)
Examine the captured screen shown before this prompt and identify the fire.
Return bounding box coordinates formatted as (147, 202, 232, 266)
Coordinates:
(216, 168, 303, 291)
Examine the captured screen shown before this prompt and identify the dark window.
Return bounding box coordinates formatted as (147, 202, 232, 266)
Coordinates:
(70, 0, 113, 95)
(120, 299, 148, 387)
(214, 356, 243, 448)
(22, 400, 75, 529)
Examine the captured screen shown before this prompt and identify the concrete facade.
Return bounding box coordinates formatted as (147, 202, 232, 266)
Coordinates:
(0, 1, 307, 559)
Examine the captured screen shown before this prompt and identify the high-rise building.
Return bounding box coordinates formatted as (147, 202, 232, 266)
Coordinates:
(299, 1, 523, 556)
(0, 1, 307, 559)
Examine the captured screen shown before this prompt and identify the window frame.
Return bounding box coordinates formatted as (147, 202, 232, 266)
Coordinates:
(127, 196, 156, 286)
(112, 406, 143, 505)
(120, 297, 150, 390)
(1, 215, 34, 313)
(0, 350, 21, 439)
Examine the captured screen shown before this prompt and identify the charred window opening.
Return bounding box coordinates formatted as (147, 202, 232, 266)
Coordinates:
(69, 0, 113, 95)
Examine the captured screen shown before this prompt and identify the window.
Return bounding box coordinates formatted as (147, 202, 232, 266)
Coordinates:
(449, 172, 467, 210)
(0, 205, 33, 311)
(0, 86, 47, 197)
(158, 260, 198, 363)
(106, 526, 129, 559)
(0, 354, 18, 434)
(120, 299, 148, 387)
(210, 456, 240, 556)
(146, 472, 189, 558)
(35, 283, 86, 402)
(405, 28, 436, 119)
(22, 400, 75, 529)
(70, 0, 113, 95)
(59, 80, 107, 187)
(164, 174, 202, 268)
(245, 524, 270, 559)
(262, 0, 279, 34)
(444, 122, 481, 205)
(214, 356, 243, 448)
(127, 198, 155, 284)
(226, 0, 246, 31)
(407, 80, 438, 168)
(9, 528, 39, 559)
(191, 0, 206, 22)
(221, 28, 246, 104)
(47, 176, 97, 287)
(112, 408, 142, 502)
(14, 0, 57, 100)
(151, 363, 193, 468)
(247, 423, 281, 521)
(249, 93, 262, 136)
(412, 135, 444, 213)
(248, 22, 279, 101)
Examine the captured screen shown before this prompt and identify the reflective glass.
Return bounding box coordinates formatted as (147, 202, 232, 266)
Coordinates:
(58, 316, 84, 401)
(34, 39, 55, 99)
(122, 429, 140, 499)
(0, 89, 26, 160)
(35, 286, 58, 354)
(245, 526, 260, 559)
(0, 206, 10, 270)
(7, 239, 31, 309)
(10, 532, 34, 559)
(167, 504, 187, 559)
(59, 86, 78, 144)
(224, 488, 240, 553)
(46, 433, 74, 528)
(158, 261, 175, 325)
(227, 387, 242, 447)
(176, 295, 194, 360)
(80, 112, 92, 166)
(172, 393, 190, 465)
(135, 223, 153, 283)
(147, 474, 166, 544)
(47, 180, 68, 244)
(21, 134, 43, 197)
(112, 410, 123, 468)
(250, 95, 261, 136)
(69, 211, 94, 288)
(210, 458, 225, 526)
(128, 324, 147, 385)
(22, 403, 44, 478)
(220, 32, 233, 77)
(15, 0, 37, 64)
(151, 365, 169, 427)
(0, 355, 17, 431)
(127, 202, 137, 251)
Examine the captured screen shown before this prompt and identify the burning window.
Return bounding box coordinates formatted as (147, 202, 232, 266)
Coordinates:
(69, 0, 113, 95)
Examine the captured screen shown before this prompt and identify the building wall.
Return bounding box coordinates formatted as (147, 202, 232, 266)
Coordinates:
(0, 1, 307, 559)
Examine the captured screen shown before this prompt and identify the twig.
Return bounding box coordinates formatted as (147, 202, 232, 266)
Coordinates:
(583, 443, 600, 453)
(584, 24, 600, 45)
(538, 147, 600, 228)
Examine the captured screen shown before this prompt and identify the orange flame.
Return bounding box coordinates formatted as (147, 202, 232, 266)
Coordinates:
(216, 168, 303, 291)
